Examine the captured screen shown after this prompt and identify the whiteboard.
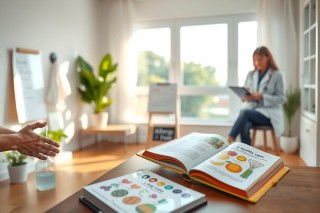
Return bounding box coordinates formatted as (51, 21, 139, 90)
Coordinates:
(12, 48, 47, 123)
(147, 83, 178, 113)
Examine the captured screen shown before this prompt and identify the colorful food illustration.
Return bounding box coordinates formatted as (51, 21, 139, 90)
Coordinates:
(149, 194, 157, 199)
(156, 182, 165, 186)
(205, 137, 224, 149)
(218, 153, 230, 160)
(227, 150, 237, 156)
(236, 155, 247, 162)
(122, 179, 132, 184)
(111, 183, 120, 188)
(240, 159, 264, 179)
(136, 203, 157, 213)
(225, 161, 242, 173)
(111, 189, 129, 197)
(131, 184, 141, 189)
(210, 160, 225, 166)
(100, 185, 112, 191)
(122, 196, 142, 205)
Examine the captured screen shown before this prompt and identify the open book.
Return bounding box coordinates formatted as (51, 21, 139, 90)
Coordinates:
(137, 132, 290, 203)
(81, 169, 206, 213)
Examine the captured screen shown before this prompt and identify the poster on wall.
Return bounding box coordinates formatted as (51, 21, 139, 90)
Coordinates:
(12, 48, 47, 123)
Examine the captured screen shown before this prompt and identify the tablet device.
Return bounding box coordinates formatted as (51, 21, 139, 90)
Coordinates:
(229, 86, 251, 97)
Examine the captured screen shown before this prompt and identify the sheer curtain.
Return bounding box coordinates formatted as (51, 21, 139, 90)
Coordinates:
(257, 0, 300, 136)
(105, 0, 137, 124)
(257, 0, 299, 88)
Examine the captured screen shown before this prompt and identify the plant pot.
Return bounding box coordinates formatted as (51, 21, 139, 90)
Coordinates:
(91, 112, 109, 128)
(280, 136, 299, 154)
(7, 163, 28, 183)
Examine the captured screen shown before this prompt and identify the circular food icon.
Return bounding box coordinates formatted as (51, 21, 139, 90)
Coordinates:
(164, 185, 173, 190)
(172, 189, 182, 194)
(236, 155, 247, 162)
(218, 153, 230, 160)
(210, 160, 225, 166)
(181, 193, 192, 198)
(111, 189, 129, 197)
(225, 161, 242, 173)
(156, 181, 165, 186)
(136, 203, 157, 213)
(149, 178, 157, 182)
(122, 196, 141, 205)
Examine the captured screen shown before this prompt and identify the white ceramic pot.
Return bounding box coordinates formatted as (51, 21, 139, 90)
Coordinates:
(7, 163, 28, 183)
(279, 136, 299, 154)
(91, 112, 109, 128)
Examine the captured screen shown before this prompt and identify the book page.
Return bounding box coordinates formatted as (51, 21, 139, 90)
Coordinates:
(190, 142, 282, 191)
(143, 132, 229, 172)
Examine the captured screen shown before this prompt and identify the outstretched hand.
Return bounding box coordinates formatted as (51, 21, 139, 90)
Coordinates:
(16, 121, 60, 160)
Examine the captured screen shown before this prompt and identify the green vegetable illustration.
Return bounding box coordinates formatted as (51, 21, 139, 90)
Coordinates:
(240, 159, 264, 179)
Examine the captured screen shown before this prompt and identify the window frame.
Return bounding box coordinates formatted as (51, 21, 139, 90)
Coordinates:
(132, 13, 257, 124)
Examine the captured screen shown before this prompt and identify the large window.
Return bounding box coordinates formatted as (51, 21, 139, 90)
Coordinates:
(132, 14, 257, 123)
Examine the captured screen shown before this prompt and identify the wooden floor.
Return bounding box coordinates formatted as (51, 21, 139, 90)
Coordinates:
(0, 141, 306, 213)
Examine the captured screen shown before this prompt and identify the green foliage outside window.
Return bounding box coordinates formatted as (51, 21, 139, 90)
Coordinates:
(137, 51, 227, 119)
(137, 51, 169, 86)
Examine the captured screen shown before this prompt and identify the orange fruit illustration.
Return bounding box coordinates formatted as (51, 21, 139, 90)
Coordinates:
(225, 162, 242, 173)
(236, 156, 247, 162)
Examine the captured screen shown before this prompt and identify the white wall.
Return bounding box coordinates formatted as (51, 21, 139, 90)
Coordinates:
(0, 0, 104, 180)
(133, 0, 257, 21)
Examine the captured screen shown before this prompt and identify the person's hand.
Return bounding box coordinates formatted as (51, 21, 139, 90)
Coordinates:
(15, 121, 60, 160)
(250, 92, 263, 100)
(242, 93, 263, 101)
(242, 95, 250, 102)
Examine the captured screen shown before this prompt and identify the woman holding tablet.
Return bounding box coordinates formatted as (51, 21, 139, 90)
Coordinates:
(227, 46, 286, 145)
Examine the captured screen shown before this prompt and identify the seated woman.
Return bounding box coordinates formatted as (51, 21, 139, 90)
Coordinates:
(227, 46, 286, 145)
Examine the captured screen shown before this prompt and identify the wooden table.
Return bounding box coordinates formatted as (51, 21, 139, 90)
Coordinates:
(80, 124, 137, 152)
(48, 155, 320, 213)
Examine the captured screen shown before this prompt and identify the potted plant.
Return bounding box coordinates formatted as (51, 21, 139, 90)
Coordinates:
(41, 129, 68, 150)
(280, 86, 301, 153)
(5, 151, 28, 183)
(77, 53, 118, 127)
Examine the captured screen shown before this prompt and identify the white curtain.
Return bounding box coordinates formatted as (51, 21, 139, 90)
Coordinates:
(257, 0, 299, 88)
(105, 0, 137, 124)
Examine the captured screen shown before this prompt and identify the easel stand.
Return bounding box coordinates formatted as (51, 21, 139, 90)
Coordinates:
(146, 110, 180, 149)
(146, 83, 179, 148)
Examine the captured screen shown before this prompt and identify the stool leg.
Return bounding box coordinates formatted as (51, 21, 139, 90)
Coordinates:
(251, 129, 256, 147)
(263, 130, 267, 152)
(271, 130, 280, 156)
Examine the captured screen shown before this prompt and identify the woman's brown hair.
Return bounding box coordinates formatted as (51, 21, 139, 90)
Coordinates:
(253, 46, 279, 70)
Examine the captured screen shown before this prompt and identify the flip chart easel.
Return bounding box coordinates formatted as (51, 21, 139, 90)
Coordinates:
(146, 83, 180, 148)
(12, 47, 47, 123)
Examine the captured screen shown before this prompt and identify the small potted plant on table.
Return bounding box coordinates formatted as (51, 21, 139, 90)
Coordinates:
(6, 151, 28, 183)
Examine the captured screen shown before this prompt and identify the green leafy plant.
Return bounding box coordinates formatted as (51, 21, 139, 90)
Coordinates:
(5, 151, 27, 166)
(76, 54, 118, 113)
(283, 86, 301, 137)
(41, 129, 68, 143)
